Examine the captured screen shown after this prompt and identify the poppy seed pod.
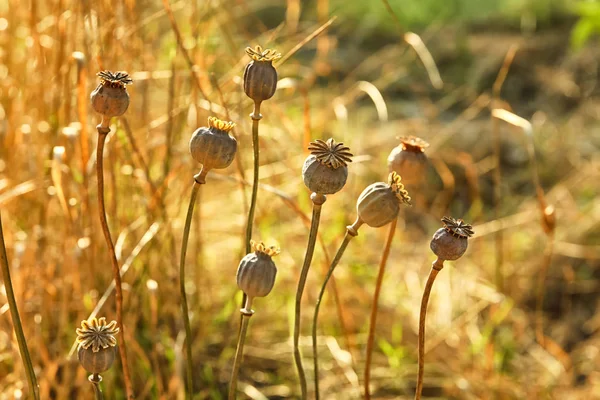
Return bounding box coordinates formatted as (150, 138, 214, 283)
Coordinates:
(357, 172, 411, 228)
(236, 241, 279, 299)
(243, 46, 281, 104)
(90, 71, 132, 119)
(430, 216, 474, 261)
(76, 317, 119, 374)
(387, 136, 429, 186)
(189, 117, 237, 181)
(302, 138, 353, 195)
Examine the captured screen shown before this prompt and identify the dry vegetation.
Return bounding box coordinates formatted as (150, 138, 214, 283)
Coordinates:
(0, 0, 599, 399)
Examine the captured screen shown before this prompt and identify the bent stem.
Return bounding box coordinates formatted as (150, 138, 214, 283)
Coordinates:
(0, 213, 39, 400)
(96, 126, 134, 399)
(89, 374, 104, 400)
(228, 297, 254, 400)
(415, 258, 444, 400)
(312, 220, 361, 399)
(180, 178, 203, 399)
(294, 194, 326, 399)
(364, 218, 397, 399)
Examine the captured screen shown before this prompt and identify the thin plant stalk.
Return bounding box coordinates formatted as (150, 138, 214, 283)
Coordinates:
(312, 222, 361, 399)
(535, 232, 555, 346)
(364, 218, 397, 399)
(96, 125, 134, 399)
(90, 374, 104, 400)
(180, 180, 202, 399)
(0, 212, 40, 400)
(240, 102, 262, 347)
(293, 193, 326, 399)
(415, 258, 444, 400)
(245, 101, 262, 254)
(228, 297, 254, 400)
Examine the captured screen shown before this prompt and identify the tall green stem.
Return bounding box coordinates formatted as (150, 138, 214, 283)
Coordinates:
(293, 194, 326, 399)
(228, 297, 254, 400)
(312, 221, 360, 399)
(0, 212, 39, 399)
(180, 179, 202, 399)
(96, 126, 134, 399)
(364, 218, 397, 399)
(415, 258, 444, 400)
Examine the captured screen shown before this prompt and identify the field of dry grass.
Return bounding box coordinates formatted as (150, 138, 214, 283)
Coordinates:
(0, 0, 599, 399)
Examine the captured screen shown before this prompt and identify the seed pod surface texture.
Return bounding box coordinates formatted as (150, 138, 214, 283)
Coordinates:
(387, 136, 429, 185)
(189, 117, 237, 172)
(236, 241, 279, 298)
(430, 217, 474, 261)
(90, 71, 132, 118)
(357, 182, 400, 228)
(302, 138, 352, 195)
(243, 46, 281, 104)
(78, 346, 116, 374)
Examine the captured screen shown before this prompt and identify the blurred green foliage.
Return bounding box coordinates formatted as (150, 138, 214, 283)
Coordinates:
(330, 0, 570, 30)
(571, 0, 600, 49)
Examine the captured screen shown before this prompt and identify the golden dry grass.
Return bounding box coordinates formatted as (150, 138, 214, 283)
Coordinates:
(0, 0, 599, 399)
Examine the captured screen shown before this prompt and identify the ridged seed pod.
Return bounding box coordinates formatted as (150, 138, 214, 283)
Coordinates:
(302, 138, 353, 195)
(387, 136, 429, 186)
(189, 117, 237, 180)
(236, 241, 279, 299)
(357, 172, 411, 227)
(430, 216, 474, 261)
(90, 71, 132, 119)
(243, 46, 281, 104)
(76, 317, 119, 374)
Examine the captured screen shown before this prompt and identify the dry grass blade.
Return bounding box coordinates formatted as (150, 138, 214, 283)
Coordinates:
(277, 17, 337, 66)
(380, 0, 443, 89)
(68, 222, 160, 357)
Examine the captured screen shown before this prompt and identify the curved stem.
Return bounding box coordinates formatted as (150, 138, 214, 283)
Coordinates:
(228, 297, 254, 400)
(294, 195, 326, 399)
(415, 258, 444, 400)
(312, 223, 359, 399)
(96, 127, 134, 399)
(180, 180, 202, 399)
(364, 218, 397, 399)
(90, 374, 104, 400)
(0, 213, 39, 399)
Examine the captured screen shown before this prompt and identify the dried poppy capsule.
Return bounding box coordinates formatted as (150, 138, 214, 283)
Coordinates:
(189, 117, 238, 183)
(76, 317, 119, 374)
(357, 172, 411, 228)
(90, 71, 132, 119)
(387, 136, 429, 186)
(302, 138, 353, 195)
(243, 46, 281, 105)
(430, 216, 474, 261)
(236, 240, 279, 299)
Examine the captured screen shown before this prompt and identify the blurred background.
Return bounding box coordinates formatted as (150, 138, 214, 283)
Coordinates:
(0, 0, 599, 398)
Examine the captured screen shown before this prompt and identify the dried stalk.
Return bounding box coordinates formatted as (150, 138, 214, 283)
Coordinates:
(180, 180, 202, 399)
(0, 212, 40, 399)
(293, 194, 326, 399)
(415, 258, 444, 400)
(364, 218, 397, 399)
(96, 126, 134, 399)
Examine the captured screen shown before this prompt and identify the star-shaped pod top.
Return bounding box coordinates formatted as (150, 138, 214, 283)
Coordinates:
(76, 317, 119, 353)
